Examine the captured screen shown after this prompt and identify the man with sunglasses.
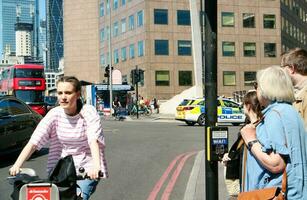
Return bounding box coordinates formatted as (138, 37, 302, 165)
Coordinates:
(281, 48, 307, 129)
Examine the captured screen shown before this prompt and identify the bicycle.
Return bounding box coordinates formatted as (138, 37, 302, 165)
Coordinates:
(129, 104, 152, 116)
(114, 107, 127, 121)
(8, 168, 103, 200)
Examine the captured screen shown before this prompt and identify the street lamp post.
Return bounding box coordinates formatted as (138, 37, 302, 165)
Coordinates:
(202, 0, 218, 199)
(108, 0, 113, 116)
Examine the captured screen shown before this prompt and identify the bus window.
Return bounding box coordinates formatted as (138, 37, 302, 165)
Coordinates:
(14, 69, 44, 78)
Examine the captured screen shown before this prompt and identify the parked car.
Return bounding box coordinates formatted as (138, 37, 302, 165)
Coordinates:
(44, 96, 58, 112)
(0, 95, 42, 155)
(175, 97, 246, 126)
(175, 98, 198, 125)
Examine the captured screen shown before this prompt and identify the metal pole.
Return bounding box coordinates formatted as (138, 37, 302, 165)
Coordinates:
(108, 0, 113, 116)
(202, 0, 218, 199)
(135, 66, 139, 119)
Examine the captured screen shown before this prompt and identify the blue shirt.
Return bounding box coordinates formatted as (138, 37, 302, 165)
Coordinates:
(244, 102, 307, 199)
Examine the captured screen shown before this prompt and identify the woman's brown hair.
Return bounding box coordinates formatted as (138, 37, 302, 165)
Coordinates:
(242, 90, 263, 123)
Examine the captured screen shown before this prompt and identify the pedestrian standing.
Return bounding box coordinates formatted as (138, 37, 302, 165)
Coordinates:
(222, 90, 263, 199)
(153, 98, 159, 114)
(9, 76, 108, 200)
(113, 96, 121, 117)
(240, 66, 307, 199)
(281, 48, 307, 129)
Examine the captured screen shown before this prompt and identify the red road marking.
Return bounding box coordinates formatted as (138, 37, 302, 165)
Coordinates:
(147, 153, 186, 200)
(161, 151, 197, 200)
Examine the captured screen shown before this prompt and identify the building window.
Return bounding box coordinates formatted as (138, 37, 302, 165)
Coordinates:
(106, 52, 110, 64)
(263, 14, 276, 29)
(223, 71, 236, 86)
(179, 71, 192, 86)
(106, 0, 110, 15)
(155, 40, 169, 55)
(244, 71, 256, 86)
(222, 12, 235, 27)
(121, 18, 126, 33)
(121, 47, 127, 61)
(129, 14, 135, 30)
(137, 10, 144, 27)
(138, 40, 144, 57)
(129, 44, 135, 59)
(106, 26, 110, 40)
(114, 49, 119, 64)
(243, 13, 255, 28)
(243, 42, 256, 57)
(155, 71, 170, 86)
(100, 2, 104, 17)
(222, 42, 235, 56)
(178, 40, 192, 56)
(100, 54, 105, 65)
(177, 10, 190, 25)
(100, 28, 105, 42)
(154, 9, 168, 25)
(264, 43, 276, 57)
(121, 0, 126, 6)
(113, 21, 119, 37)
(113, 0, 118, 10)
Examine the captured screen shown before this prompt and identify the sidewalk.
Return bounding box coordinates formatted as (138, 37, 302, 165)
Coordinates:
(102, 112, 175, 122)
(184, 150, 229, 200)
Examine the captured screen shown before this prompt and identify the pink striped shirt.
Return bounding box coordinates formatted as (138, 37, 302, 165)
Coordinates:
(29, 104, 108, 178)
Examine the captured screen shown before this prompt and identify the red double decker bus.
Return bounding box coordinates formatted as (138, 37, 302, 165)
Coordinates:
(0, 64, 47, 116)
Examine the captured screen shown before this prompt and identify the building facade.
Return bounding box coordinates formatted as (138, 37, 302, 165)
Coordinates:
(63, 0, 101, 83)
(15, 23, 33, 57)
(0, 0, 39, 60)
(281, 0, 307, 50)
(46, 0, 63, 70)
(63, 0, 307, 99)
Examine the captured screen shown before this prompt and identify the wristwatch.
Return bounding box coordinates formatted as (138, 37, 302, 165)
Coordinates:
(247, 139, 259, 151)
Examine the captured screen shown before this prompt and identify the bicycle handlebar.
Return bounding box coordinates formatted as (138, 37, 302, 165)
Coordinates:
(76, 167, 104, 180)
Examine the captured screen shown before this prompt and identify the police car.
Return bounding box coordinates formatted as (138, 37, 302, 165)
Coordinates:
(175, 98, 197, 125)
(176, 97, 246, 126)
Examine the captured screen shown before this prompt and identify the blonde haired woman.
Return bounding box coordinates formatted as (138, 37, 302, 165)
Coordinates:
(241, 66, 307, 199)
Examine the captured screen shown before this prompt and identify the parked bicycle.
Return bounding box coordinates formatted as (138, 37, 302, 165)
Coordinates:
(129, 104, 152, 116)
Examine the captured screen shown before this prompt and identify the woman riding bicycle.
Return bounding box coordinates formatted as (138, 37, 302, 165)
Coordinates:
(9, 76, 108, 200)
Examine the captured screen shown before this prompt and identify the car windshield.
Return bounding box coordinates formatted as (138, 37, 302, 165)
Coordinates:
(15, 90, 44, 104)
(44, 96, 58, 105)
(179, 99, 193, 106)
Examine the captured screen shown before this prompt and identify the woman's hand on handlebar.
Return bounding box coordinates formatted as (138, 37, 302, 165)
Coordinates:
(9, 165, 21, 176)
(87, 167, 102, 180)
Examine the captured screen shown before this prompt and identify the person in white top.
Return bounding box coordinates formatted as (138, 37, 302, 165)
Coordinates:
(9, 76, 108, 200)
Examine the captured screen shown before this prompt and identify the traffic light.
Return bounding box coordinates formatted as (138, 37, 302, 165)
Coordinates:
(130, 69, 144, 85)
(104, 65, 114, 78)
(131, 69, 137, 84)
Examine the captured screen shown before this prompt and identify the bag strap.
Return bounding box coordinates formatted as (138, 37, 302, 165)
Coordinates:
(242, 145, 248, 192)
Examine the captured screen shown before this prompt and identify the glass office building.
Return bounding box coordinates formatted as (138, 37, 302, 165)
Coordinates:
(0, 0, 39, 60)
(46, 0, 63, 70)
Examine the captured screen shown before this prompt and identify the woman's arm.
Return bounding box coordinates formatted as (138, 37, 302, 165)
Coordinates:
(9, 142, 37, 176)
(88, 140, 101, 179)
(241, 125, 286, 173)
(250, 142, 286, 173)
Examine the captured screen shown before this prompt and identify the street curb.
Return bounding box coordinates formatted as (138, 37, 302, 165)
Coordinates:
(183, 150, 204, 200)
